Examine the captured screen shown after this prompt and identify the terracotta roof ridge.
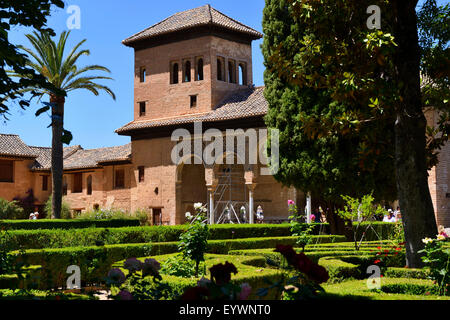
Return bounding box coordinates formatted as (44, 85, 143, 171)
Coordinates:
(0, 133, 19, 136)
(123, 4, 210, 44)
(210, 6, 262, 36)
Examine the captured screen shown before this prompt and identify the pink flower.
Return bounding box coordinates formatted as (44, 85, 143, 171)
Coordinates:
(288, 200, 295, 205)
(238, 283, 252, 300)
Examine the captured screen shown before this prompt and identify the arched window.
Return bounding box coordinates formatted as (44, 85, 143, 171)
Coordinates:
(87, 175, 92, 195)
(184, 60, 191, 82)
(239, 63, 247, 86)
(196, 58, 204, 81)
(171, 63, 179, 84)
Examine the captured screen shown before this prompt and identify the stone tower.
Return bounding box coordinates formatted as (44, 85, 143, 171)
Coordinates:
(122, 4, 262, 122)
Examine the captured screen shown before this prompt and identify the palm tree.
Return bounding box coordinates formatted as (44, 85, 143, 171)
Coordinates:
(11, 30, 116, 218)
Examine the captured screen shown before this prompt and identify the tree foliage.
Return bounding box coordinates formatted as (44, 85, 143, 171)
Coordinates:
(262, 0, 397, 204)
(0, 0, 65, 118)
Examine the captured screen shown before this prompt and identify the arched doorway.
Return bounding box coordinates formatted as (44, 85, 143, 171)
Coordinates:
(212, 163, 247, 223)
(177, 158, 207, 224)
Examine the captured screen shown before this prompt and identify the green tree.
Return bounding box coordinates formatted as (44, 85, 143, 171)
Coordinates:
(10, 31, 116, 218)
(0, 0, 65, 117)
(262, 0, 397, 236)
(262, 0, 447, 267)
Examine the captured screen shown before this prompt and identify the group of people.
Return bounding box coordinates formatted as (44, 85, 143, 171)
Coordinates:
(29, 211, 39, 220)
(381, 207, 402, 223)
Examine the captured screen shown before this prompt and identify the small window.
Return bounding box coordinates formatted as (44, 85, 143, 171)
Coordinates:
(0, 160, 13, 182)
(140, 67, 146, 83)
(171, 63, 179, 84)
(183, 60, 191, 82)
(217, 57, 225, 81)
(115, 169, 125, 189)
(87, 175, 92, 195)
(190, 95, 197, 108)
(228, 60, 236, 83)
(73, 173, 82, 193)
(138, 166, 145, 183)
(42, 175, 48, 191)
(63, 176, 68, 195)
(93, 204, 100, 211)
(139, 102, 146, 117)
(239, 63, 247, 86)
(196, 57, 204, 81)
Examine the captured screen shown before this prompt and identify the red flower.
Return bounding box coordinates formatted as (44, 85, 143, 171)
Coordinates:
(374, 259, 381, 264)
(209, 262, 238, 285)
(181, 286, 210, 300)
(275, 244, 297, 264)
(377, 246, 381, 250)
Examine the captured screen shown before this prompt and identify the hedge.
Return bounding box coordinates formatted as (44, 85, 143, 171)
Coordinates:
(12, 235, 345, 289)
(3, 223, 337, 250)
(353, 222, 402, 241)
(0, 219, 140, 230)
(113, 253, 284, 300)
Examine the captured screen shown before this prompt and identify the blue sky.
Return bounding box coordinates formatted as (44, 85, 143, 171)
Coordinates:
(2, 0, 439, 149)
(3, 0, 266, 149)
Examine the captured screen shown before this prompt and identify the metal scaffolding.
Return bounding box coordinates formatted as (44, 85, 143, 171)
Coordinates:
(209, 165, 248, 224)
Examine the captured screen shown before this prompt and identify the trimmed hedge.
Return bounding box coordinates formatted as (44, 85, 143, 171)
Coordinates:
(4, 223, 336, 250)
(0, 219, 140, 230)
(353, 222, 402, 241)
(113, 253, 284, 300)
(12, 235, 344, 289)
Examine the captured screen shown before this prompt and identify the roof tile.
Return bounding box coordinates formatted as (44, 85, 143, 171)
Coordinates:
(123, 5, 262, 46)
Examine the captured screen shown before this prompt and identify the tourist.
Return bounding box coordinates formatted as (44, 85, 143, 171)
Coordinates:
(438, 225, 449, 239)
(256, 205, 264, 224)
(383, 210, 396, 223)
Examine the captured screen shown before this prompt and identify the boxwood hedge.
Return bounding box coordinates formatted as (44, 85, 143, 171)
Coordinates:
(11, 235, 344, 289)
(4, 223, 337, 250)
(0, 219, 140, 230)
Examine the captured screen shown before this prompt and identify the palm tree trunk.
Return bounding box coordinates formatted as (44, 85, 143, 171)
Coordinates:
(50, 94, 65, 219)
(392, 1, 437, 268)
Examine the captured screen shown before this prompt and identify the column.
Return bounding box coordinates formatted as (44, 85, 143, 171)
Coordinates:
(207, 185, 216, 225)
(306, 192, 312, 223)
(247, 184, 256, 224)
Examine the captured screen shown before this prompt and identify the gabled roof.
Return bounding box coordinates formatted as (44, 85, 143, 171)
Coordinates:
(116, 87, 267, 134)
(0, 134, 38, 158)
(123, 4, 263, 46)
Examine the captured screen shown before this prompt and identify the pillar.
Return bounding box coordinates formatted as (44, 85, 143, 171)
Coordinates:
(306, 192, 312, 223)
(207, 185, 216, 224)
(247, 184, 256, 224)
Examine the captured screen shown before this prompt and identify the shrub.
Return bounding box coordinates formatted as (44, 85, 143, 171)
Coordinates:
(44, 196, 71, 219)
(0, 219, 140, 231)
(0, 198, 24, 220)
(160, 254, 206, 278)
(12, 189, 37, 219)
(338, 194, 387, 250)
(419, 237, 450, 296)
(179, 203, 209, 277)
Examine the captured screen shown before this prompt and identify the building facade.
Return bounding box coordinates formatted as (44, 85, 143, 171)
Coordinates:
(0, 5, 448, 227)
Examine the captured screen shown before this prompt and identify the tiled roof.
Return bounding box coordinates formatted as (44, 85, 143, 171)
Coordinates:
(116, 87, 267, 134)
(0, 134, 38, 158)
(123, 5, 263, 46)
(29, 146, 51, 170)
(63, 144, 132, 170)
